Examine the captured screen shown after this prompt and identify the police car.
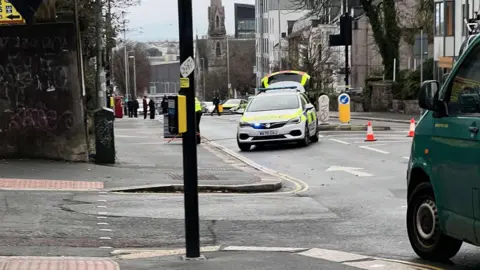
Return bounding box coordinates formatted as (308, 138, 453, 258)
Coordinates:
(236, 86, 318, 151)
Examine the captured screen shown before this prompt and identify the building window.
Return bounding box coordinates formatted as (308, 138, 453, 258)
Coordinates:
(216, 15, 220, 28)
(435, 1, 454, 36)
(216, 42, 221, 56)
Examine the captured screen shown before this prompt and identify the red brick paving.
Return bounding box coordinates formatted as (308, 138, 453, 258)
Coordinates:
(0, 178, 104, 190)
(0, 257, 119, 270)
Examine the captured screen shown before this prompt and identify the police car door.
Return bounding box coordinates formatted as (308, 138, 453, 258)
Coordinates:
(300, 95, 314, 135)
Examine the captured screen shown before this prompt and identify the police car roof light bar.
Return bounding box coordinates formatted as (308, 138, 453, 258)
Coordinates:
(257, 86, 299, 92)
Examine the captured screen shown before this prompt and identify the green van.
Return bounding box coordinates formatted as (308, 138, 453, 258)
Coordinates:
(407, 35, 480, 261)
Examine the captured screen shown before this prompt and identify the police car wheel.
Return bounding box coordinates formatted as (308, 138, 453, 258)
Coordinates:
(237, 138, 251, 151)
(310, 122, 319, 142)
(299, 124, 310, 147)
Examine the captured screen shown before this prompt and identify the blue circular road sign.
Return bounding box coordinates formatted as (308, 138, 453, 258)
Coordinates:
(338, 94, 350, 105)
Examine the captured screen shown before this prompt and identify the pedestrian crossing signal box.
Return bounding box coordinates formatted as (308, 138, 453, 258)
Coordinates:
(167, 95, 187, 134)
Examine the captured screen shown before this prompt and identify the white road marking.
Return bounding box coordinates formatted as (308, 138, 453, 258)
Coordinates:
(97, 199, 107, 202)
(98, 212, 108, 215)
(129, 142, 167, 145)
(317, 134, 324, 138)
(99, 246, 113, 249)
(100, 228, 113, 232)
(326, 166, 373, 177)
(99, 237, 112, 240)
(402, 156, 409, 159)
(97, 222, 109, 225)
(115, 135, 152, 138)
(97, 216, 107, 219)
(401, 205, 407, 208)
(223, 246, 306, 252)
(356, 140, 412, 144)
(97, 205, 107, 208)
(358, 145, 389, 154)
(298, 248, 370, 262)
(329, 138, 350, 145)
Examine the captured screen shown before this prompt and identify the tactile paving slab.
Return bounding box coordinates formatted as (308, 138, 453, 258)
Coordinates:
(0, 257, 119, 270)
(0, 178, 104, 190)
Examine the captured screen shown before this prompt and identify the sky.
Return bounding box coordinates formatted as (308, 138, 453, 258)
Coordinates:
(125, 0, 255, 41)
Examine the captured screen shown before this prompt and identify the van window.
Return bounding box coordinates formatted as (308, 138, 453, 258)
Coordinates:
(445, 44, 480, 114)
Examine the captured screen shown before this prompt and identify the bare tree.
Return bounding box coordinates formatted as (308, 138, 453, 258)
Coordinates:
(294, 0, 401, 80)
(205, 69, 228, 100)
(287, 26, 341, 101)
(112, 42, 152, 98)
(229, 40, 256, 96)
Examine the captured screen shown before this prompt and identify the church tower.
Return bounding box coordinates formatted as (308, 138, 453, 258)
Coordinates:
(207, 0, 227, 68)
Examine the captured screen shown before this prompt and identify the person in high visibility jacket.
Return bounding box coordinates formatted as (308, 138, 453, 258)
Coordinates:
(195, 97, 202, 144)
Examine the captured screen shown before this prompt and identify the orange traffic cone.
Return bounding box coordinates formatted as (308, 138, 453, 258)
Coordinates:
(407, 118, 415, 137)
(365, 121, 376, 141)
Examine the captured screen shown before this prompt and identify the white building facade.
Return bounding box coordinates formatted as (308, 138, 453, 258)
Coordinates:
(255, 0, 311, 87)
(434, 0, 475, 78)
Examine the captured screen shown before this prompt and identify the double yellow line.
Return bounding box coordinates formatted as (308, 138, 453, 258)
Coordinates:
(202, 139, 310, 195)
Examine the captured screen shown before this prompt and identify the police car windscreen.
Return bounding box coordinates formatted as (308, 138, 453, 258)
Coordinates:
(268, 74, 302, 84)
(247, 94, 299, 112)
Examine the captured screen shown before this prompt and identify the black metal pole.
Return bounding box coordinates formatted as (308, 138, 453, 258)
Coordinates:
(177, 0, 200, 258)
(343, 0, 350, 90)
(343, 0, 349, 90)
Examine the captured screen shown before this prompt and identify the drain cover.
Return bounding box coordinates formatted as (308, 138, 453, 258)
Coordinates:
(167, 173, 219, 180)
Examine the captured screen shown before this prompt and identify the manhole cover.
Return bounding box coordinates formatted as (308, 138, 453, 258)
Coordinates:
(167, 173, 219, 180)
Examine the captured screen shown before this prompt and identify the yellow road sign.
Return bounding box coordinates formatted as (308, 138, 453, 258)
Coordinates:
(180, 78, 189, 88)
(0, 0, 25, 24)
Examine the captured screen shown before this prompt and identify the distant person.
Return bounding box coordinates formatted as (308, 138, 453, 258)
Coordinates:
(195, 97, 203, 144)
(127, 99, 134, 118)
(133, 99, 139, 118)
(143, 96, 148, 119)
(161, 95, 168, 114)
(211, 96, 221, 116)
(149, 99, 156, 119)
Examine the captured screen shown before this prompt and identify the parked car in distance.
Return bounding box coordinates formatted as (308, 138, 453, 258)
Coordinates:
(222, 99, 248, 113)
(201, 101, 213, 113)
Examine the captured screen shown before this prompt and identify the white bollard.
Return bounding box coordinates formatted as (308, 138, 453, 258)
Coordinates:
(318, 95, 330, 125)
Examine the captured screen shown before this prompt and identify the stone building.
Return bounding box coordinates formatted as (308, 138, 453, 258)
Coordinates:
(195, 0, 255, 100)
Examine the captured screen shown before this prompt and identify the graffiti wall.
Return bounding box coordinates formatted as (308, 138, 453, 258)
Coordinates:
(0, 23, 87, 161)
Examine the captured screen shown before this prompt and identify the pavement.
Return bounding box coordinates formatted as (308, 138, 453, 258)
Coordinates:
(0, 117, 282, 192)
(327, 111, 422, 123)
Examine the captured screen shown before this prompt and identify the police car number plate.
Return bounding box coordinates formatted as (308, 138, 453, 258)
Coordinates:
(258, 130, 278, 136)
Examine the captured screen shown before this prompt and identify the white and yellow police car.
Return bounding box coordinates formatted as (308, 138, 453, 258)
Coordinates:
(236, 86, 318, 151)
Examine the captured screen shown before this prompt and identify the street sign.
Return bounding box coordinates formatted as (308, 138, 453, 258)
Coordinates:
(338, 93, 350, 105)
(326, 166, 373, 177)
(338, 93, 350, 124)
(318, 95, 329, 124)
(180, 77, 189, 88)
(0, 0, 24, 24)
(180, 56, 195, 78)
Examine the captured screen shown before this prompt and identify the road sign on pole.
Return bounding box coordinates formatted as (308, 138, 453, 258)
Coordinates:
(338, 93, 350, 124)
(0, 1, 24, 24)
(177, 0, 202, 260)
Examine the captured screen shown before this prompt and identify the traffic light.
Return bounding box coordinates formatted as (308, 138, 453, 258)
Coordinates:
(340, 14, 352, 46)
(329, 13, 353, 46)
